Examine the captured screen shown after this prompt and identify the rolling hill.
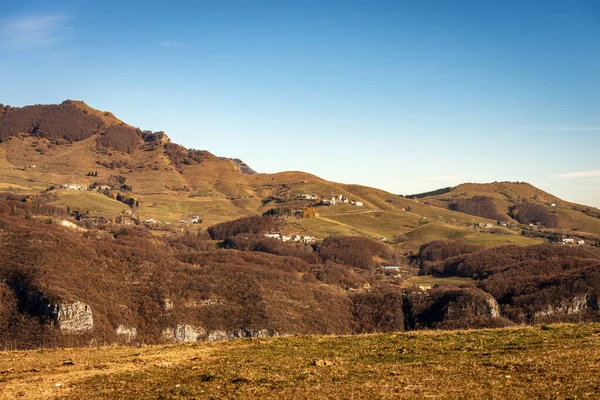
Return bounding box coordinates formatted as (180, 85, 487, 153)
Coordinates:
(3, 100, 595, 252)
(408, 181, 600, 236)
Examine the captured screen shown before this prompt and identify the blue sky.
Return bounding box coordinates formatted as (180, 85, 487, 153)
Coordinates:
(1, 0, 599, 206)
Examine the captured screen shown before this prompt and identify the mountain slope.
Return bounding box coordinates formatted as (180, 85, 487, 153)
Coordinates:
(418, 182, 600, 234)
(1, 101, 598, 246)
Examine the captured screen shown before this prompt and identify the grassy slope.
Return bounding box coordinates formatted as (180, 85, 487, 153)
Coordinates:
(429, 182, 600, 234)
(1, 324, 599, 399)
(0, 132, 595, 247)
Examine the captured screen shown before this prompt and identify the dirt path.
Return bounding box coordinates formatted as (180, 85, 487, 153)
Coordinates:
(320, 209, 382, 217)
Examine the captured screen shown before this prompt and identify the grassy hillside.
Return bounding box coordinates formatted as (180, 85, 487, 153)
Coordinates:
(1, 323, 599, 399)
(426, 182, 600, 234)
(1, 102, 598, 248)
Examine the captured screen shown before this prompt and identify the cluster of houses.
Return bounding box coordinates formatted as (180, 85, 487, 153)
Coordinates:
(63, 183, 113, 192)
(476, 222, 511, 228)
(560, 238, 585, 246)
(178, 216, 201, 224)
(62, 183, 88, 191)
(297, 193, 363, 207)
(264, 232, 316, 243)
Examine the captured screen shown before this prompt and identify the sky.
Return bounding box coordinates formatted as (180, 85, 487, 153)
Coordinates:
(1, 0, 599, 207)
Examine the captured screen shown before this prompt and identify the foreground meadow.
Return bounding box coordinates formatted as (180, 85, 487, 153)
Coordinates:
(1, 324, 599, 399)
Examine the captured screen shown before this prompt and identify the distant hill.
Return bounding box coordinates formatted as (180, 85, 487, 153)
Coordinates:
(1, 101, 598, 246)
(417, 182, 600, 234)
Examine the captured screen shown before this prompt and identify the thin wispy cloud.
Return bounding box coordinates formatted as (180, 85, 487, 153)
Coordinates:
(421, 175, 457, 181)
(157, 40, 185, 47)
(528, 126, 600, 132)
(0, 14, 70, 50)
(557, 170, 600, 179)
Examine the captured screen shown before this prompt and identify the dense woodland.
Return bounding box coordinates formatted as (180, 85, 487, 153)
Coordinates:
(508, 202, 559, 228)
(96, 124, 141, 154)
(449, 196, 508, 221)
(418, 240, 600, 323)
(0, 101, 104, 142)
(2, 190, 600, 349)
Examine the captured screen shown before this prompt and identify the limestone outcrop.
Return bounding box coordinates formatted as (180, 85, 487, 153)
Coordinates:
(46, 301, 93, 334)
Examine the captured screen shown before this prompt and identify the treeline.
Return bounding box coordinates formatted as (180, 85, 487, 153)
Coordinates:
(0, 101, 104, 143)
(403, 186, 453, 199)
(509, 202, 558, 228)
(449, 196, 508, 221)
(164, 143, 214, 172)
(207, 215, 284, 240)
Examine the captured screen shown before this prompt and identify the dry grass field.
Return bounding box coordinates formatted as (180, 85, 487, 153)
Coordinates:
(1, 323, 599, 399)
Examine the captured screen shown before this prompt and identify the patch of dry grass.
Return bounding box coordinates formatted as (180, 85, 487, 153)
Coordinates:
(1, 324, 600, 399)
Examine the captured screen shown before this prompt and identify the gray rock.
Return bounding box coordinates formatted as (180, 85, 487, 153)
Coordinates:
(116, 325, 137, 342)
(534, 294, 591, 319)
(163, 324, 206, 342)
(46, 301, 93, 334)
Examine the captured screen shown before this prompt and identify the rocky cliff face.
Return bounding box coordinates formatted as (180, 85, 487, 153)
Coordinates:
(533, 294, 597, 322)
(445, 290, 500, 319)
(116, 325, 137, 342)
(46, 301, 93, 334)
(406, 285, 510, 330)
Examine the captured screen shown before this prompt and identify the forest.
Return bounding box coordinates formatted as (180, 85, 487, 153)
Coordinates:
(417, 240, 600, 323)
(2, 193, 600, 350)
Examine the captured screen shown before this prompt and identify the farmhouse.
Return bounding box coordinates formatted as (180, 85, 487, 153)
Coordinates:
(264, 233, 293, 242)
(291, 234, 316, 243)
(62, 183, 88, 191)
